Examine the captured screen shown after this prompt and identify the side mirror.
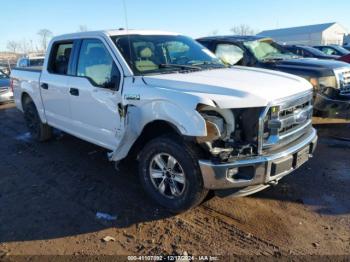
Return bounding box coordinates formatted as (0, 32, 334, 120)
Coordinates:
(102, 75, 120, 91)
(112, 75, 120, 91)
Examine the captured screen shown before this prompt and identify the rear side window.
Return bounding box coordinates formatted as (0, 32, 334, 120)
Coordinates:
(77, 39, 120, 88)
(49, 42, 73, 75)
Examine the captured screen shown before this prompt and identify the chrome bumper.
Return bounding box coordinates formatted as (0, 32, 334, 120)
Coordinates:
(199, 128, 318, 191)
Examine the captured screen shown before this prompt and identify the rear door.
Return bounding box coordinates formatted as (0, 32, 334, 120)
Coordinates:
(40, 41, 74, 130)
(67, 38, 123, 150)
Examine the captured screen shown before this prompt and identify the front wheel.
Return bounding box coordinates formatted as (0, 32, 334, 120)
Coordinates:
(138, 136, 208, 213)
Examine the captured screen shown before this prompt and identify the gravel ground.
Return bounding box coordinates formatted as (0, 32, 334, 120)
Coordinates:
(0, 103, 349, 258)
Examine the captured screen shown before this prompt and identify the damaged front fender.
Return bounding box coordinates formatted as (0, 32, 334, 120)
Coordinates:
(108, 100, 210, 162)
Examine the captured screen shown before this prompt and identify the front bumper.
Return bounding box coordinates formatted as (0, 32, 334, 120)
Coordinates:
(314, 93, 350, 119)
(0, 89, 14, 103)
(198, 128, 318, 193)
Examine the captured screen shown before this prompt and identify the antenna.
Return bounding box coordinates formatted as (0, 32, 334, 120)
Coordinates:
(122, 0, 133, 71)
(122, 0, 130, 33)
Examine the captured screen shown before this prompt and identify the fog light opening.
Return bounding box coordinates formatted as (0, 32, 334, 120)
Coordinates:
(227, 166, 255, 181)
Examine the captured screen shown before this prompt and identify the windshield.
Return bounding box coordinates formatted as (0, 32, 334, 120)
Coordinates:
(243, 40, 297, 61)
(111, 35, 225, 75)
(0, 70, 8, 79)
(333, 45, 350, 55)
(303, 46, 331, 56)
(30, 58, 44, 66)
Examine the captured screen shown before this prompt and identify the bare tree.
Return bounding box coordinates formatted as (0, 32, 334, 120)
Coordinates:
(37, 29, 53, 51)
(19, 39, 31, 54)
(6, 41, 20, 53)
(230, 24, 256, 36)
(78, 25, 88, 32)
(210, 29, 219, 36)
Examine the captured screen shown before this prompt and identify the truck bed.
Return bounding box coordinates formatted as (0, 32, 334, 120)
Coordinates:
(11, 66, 43, 114)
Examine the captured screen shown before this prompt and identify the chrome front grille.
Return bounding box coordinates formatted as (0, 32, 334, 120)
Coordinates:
(337, 68, 350, 95)
(258, 92, 313, 153)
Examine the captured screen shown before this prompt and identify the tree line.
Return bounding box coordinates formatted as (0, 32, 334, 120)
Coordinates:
(6, 25, 88, 54)
(6, 29, 53, 54)
(6, 24, 256, 54)
(210, 24, 257, 36)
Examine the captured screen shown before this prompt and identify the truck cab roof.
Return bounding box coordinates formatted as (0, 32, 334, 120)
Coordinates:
(197, 35, 269, 43)
(52, 29, 180, 42)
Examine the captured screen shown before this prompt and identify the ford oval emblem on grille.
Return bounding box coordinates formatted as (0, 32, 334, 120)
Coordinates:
(294, 109, 308, 124)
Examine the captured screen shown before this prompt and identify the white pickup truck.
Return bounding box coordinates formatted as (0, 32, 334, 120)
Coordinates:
(11, 30, 318, 212)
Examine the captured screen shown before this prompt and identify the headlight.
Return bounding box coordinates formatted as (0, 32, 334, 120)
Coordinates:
(318, 76, 337, 88)
(197, 105, 235, 142)
(308, 77, 319, 88)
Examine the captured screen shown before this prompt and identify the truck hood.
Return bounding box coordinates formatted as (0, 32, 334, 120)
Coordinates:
(142, 67, 312, 108)
(266, 58, 350, 76)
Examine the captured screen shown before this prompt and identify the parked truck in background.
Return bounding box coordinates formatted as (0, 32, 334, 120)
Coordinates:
(197, 36, 350, 119)
(17, 55, 45, 68)
(11, 30, 317, 212)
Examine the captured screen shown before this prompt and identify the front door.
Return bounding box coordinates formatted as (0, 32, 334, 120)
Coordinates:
(68, 38, 123, 150)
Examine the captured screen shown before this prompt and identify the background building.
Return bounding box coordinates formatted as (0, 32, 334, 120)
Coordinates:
(258, 22, 348, 45)
(344, 34, 350, 45)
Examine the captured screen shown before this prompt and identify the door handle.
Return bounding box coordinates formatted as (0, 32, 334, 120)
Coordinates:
(41, 83, 49, 90)
(69, 88, 79, 96)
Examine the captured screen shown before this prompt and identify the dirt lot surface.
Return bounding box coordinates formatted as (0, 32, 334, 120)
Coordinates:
(0, 103, 349, 258)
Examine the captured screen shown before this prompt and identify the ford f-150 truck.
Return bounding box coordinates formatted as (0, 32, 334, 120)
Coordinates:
(11, 30, 317, 212)
(197, 36, 350, 119)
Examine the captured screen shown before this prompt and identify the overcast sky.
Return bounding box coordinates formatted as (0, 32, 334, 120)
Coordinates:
(1, 0, 349, 51)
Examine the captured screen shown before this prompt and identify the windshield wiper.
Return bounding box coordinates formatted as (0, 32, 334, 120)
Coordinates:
(262, 53, 300, 62)
(158, 63, 202, 71)
(261, 56, 285, 62)
(190, 61, 226, 68)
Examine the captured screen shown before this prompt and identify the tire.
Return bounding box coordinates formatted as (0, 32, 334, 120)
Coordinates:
(138, 136, 208, 213)
(23, 98, 52, 142)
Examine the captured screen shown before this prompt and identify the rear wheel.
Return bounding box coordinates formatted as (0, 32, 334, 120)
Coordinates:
(138, 136, 208, 213)
(23, 98, 52, 142)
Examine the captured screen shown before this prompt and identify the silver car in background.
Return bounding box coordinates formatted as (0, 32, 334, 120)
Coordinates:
(0, 69, 13, 103)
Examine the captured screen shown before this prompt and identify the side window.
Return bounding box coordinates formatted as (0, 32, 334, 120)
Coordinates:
(303, 49, 312, 57)
(215, 43, 244, 65)
(77, 39, 120, 89)
(49, 42, 73, 75)
(297, 48, 305, 56)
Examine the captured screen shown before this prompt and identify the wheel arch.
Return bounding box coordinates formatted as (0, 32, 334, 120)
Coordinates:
(20, 90, 47, 123)
(128, 119, 183, 159)
(21, 92, 32, 107)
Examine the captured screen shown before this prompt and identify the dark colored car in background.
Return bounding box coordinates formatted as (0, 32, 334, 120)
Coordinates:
(343, 43, 350, 51)
(197, 36, 350, 118)
(284, 45, 339, 60)
(314, 45, 350, 57)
